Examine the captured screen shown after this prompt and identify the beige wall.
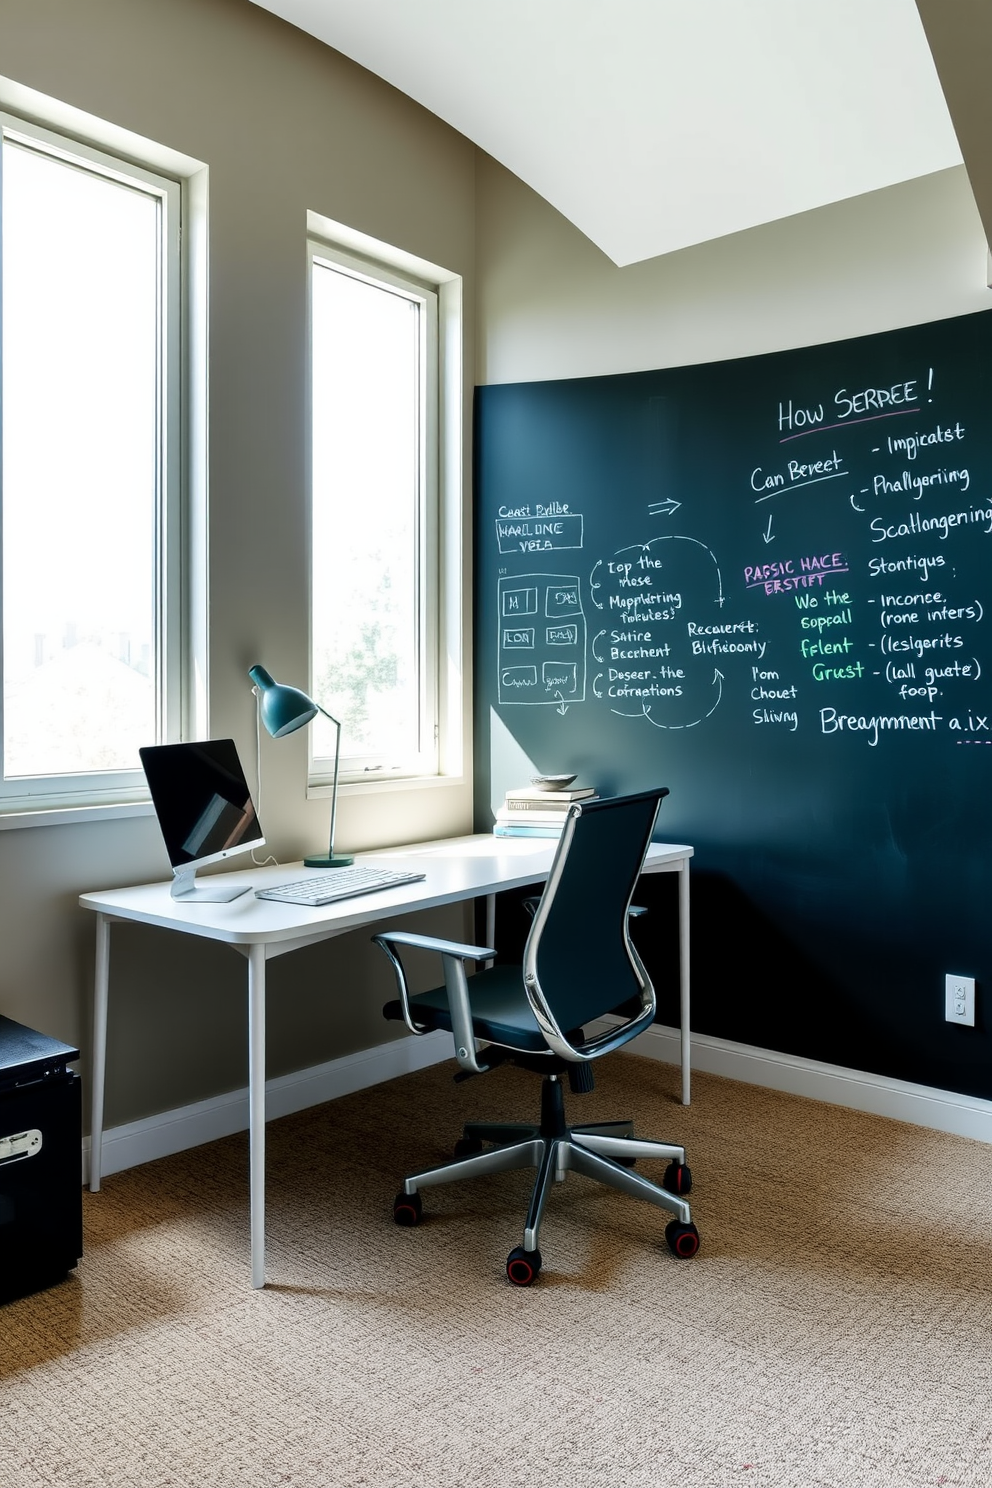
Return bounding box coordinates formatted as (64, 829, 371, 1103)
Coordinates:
(0, 0, 477, 1127)
(476, 156, 989, 386)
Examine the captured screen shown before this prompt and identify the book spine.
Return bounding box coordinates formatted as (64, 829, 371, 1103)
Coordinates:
(492, 823, 563, 838)
(503, 799, 574, 813)
(493, 803, 574, 815)
(504, 790, 595, 804)
(499, 821, 571, 833)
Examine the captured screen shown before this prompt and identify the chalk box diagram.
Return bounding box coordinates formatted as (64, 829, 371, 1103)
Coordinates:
(498, 574, 587, 705)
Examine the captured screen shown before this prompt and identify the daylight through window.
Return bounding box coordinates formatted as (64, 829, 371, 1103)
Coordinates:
(309, 248, 438, 778)
(0, 121, 180, 806)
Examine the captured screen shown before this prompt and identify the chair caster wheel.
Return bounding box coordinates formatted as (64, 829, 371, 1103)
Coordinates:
(506, 1246, 542, 1286)
(665, 1220, 700, 1258)
(393, 1190, 423, 1226)
(454, 1136, 484, 1158)
(663, 1160, 692, 1196)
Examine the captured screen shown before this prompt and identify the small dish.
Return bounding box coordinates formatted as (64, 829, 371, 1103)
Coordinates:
(531, 774, 578, 792)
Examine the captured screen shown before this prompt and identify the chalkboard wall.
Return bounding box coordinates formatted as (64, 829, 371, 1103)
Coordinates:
(474, 309, 992, 1098)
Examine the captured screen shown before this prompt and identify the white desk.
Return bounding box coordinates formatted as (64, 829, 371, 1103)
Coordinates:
(80, 833, 692, 1287)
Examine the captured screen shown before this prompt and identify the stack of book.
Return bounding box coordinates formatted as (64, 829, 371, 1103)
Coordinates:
(493, 784, 598, 838)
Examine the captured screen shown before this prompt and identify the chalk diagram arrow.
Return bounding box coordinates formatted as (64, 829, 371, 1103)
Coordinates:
(589, 559, 603, 610)
(591, 631, 607, 663)
(554, 691, 568, 715)
(614, 534, 725, 609)
(593, 673, 603, 699)
(850, 493, 865, 512)
(648, 499, 681, 517)
(614, 669, 724, 729)
(763, 514, 775, 544)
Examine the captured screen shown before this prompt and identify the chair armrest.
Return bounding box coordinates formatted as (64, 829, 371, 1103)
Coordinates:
(373, 929, 496, 960)
(523, 896, 646, 919)
(371, 931, 497, 1077)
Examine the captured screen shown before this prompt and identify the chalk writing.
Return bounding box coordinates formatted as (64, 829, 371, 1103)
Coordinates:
(496, 512, 584, 555)
(485, 317, 992, 750)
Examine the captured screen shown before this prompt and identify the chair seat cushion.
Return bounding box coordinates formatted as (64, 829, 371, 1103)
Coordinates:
(383, 964, 564, 1054)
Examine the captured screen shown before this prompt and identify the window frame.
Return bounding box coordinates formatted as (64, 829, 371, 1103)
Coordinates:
(307, 238, 441, 785)
(0, 113, 183, 813)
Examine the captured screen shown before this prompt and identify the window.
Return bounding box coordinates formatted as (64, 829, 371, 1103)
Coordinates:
(0, 116, 181, 811)
(309, 245, 438, 781)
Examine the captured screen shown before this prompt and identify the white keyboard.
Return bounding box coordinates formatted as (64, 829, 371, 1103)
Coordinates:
(255, 865, 426, 907)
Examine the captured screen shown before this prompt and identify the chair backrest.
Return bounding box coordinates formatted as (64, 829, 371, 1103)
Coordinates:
(522, 787, 669, 1062)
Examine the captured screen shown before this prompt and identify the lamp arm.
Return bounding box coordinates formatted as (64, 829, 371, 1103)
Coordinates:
(315, 703, 342, 860)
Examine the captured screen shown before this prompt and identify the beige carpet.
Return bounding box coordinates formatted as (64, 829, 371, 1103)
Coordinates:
(3, 1055, 992, 1487)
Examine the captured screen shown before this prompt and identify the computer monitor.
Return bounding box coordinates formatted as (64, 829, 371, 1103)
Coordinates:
(139, 739, 264, 902)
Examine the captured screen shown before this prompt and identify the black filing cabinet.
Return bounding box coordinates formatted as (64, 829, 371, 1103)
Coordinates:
(0, 1015, 82, 1302)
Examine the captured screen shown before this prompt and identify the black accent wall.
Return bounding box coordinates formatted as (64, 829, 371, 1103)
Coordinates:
(474, 309, 992, 1096)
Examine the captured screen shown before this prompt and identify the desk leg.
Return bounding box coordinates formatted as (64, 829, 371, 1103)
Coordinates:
(679, 862, 691, 1105)
(89, 913, 111, 1191)
(248, 942, 267, 1289)
(484, 893, 496, 969)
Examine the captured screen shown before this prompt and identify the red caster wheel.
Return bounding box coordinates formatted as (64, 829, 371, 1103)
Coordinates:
(393, 1190, 423, 1227)
(665, 1220, 700, 1258)
(663, 1160, 692, 1196)
(506, 1246, 542, 1286)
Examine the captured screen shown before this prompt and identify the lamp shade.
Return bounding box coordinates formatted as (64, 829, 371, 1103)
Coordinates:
(248, 665, 318, 738)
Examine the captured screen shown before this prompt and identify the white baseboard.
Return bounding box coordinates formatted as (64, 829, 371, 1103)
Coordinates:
(634, 1023, 992, 1145)
(82, 1030, 451, 1184)
(84, 1021, 992, 1185)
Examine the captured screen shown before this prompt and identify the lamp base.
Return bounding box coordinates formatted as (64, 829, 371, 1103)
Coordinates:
(304, 853, 355, 868)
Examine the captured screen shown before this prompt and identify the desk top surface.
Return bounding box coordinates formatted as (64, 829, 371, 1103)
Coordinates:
(78, 833, 692, 948)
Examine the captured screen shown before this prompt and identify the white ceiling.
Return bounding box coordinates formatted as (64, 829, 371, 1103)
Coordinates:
(250, 0, 963, 267)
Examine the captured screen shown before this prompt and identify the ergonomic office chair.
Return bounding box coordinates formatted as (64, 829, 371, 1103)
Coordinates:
(373, 787, 699, 1286)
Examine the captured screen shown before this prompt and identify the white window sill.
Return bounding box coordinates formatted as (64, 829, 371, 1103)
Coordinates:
(0, 771, 469, 829)
(0, 798, 155, 831)
(308, 771, 468, 800)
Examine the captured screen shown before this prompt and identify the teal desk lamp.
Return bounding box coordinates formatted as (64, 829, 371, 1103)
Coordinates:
(248, 664, 353, 868)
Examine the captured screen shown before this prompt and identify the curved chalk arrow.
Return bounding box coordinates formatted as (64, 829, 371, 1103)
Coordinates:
(614, 534, 725, 609)
(593, 673, 603, 699)
(850, 493, 865, 512)
(635, 669, 724, 730)
(589, 559, 603, 610)
(555, 691, 568, 715)
(591, 629, 607, 663)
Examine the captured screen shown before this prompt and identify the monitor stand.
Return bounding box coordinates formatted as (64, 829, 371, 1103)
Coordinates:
(170, 866, 251, 903)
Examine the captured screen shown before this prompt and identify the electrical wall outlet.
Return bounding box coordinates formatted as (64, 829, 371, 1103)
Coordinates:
(945, 974, 976, 1027)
